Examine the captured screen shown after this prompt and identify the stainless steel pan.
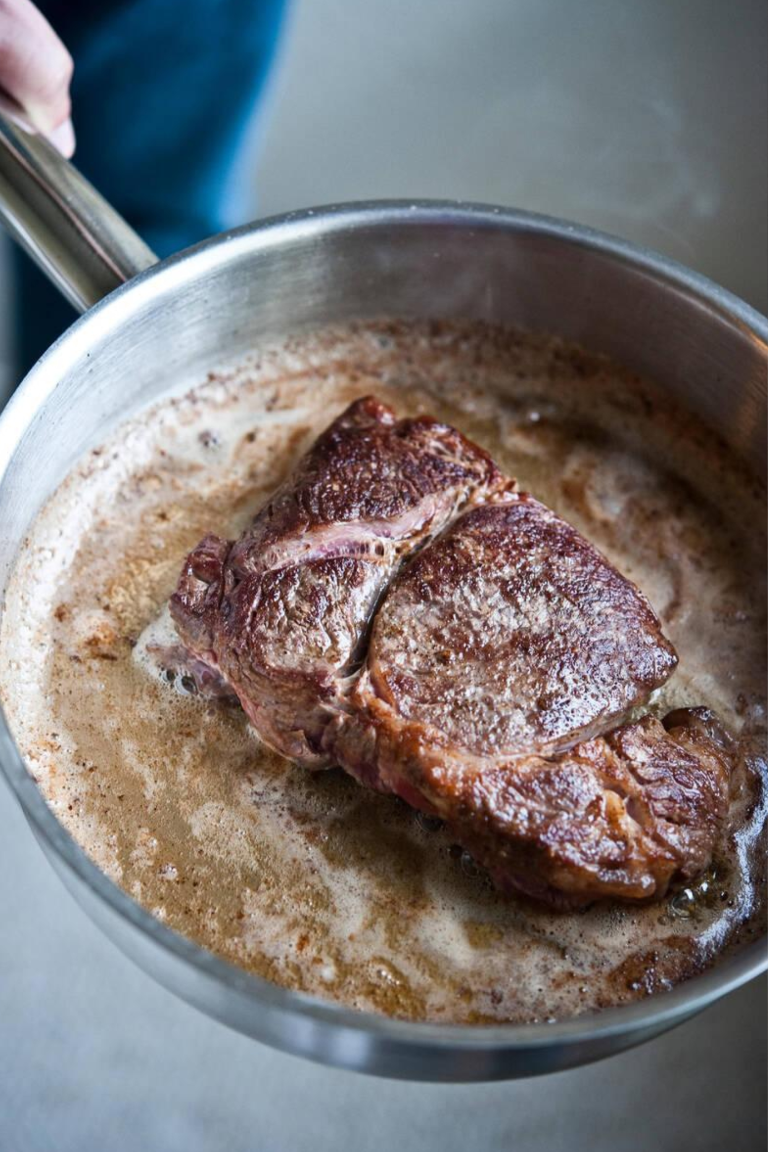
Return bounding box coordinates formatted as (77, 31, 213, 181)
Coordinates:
(0, 114, 765, 1081)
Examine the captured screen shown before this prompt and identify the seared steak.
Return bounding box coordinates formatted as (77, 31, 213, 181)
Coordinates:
(354, 495, 678, 759)
(331, 689, 729, 906)
(172, 397, 732, 904)
(170, 397, 503, 765)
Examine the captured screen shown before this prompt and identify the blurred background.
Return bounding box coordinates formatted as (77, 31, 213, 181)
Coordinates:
(0, 0, 766, 1148)
(2, 0, 767, 397)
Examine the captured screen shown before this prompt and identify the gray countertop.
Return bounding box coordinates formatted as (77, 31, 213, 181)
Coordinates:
(1, 0, 765, 1147)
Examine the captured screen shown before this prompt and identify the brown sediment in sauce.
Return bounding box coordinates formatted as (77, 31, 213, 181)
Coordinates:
(0, 320, 765, 1023)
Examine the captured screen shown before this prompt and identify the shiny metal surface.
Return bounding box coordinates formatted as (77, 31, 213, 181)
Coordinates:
(0, 192, 765, 1078)
(0, 114, 156, 309)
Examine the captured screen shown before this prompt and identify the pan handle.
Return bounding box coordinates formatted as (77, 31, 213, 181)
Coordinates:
(0, 112, 157, 313)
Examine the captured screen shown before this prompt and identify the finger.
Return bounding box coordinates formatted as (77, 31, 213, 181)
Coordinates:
(0, 0, 74, 143)
(46, 115, 75, 157)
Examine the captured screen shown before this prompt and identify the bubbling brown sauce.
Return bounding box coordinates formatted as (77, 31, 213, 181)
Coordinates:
(1, 320, 765, 1023)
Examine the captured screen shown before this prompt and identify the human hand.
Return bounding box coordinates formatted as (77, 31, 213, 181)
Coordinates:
(0, 0, 74, 155)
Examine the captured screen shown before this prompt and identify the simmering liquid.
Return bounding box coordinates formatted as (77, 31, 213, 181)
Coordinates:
(1, 320, 765, 1023)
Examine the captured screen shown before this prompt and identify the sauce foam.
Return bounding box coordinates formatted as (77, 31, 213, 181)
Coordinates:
(1, 320, 765, 1023)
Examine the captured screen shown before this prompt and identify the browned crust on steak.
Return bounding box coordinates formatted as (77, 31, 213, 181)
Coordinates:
(326, 702, 731, 906)
(365, 495, 678, 758)
(171, 397, 505, 764)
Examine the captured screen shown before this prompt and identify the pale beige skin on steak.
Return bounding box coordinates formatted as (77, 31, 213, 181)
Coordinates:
(0, 321, 765, 1024)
